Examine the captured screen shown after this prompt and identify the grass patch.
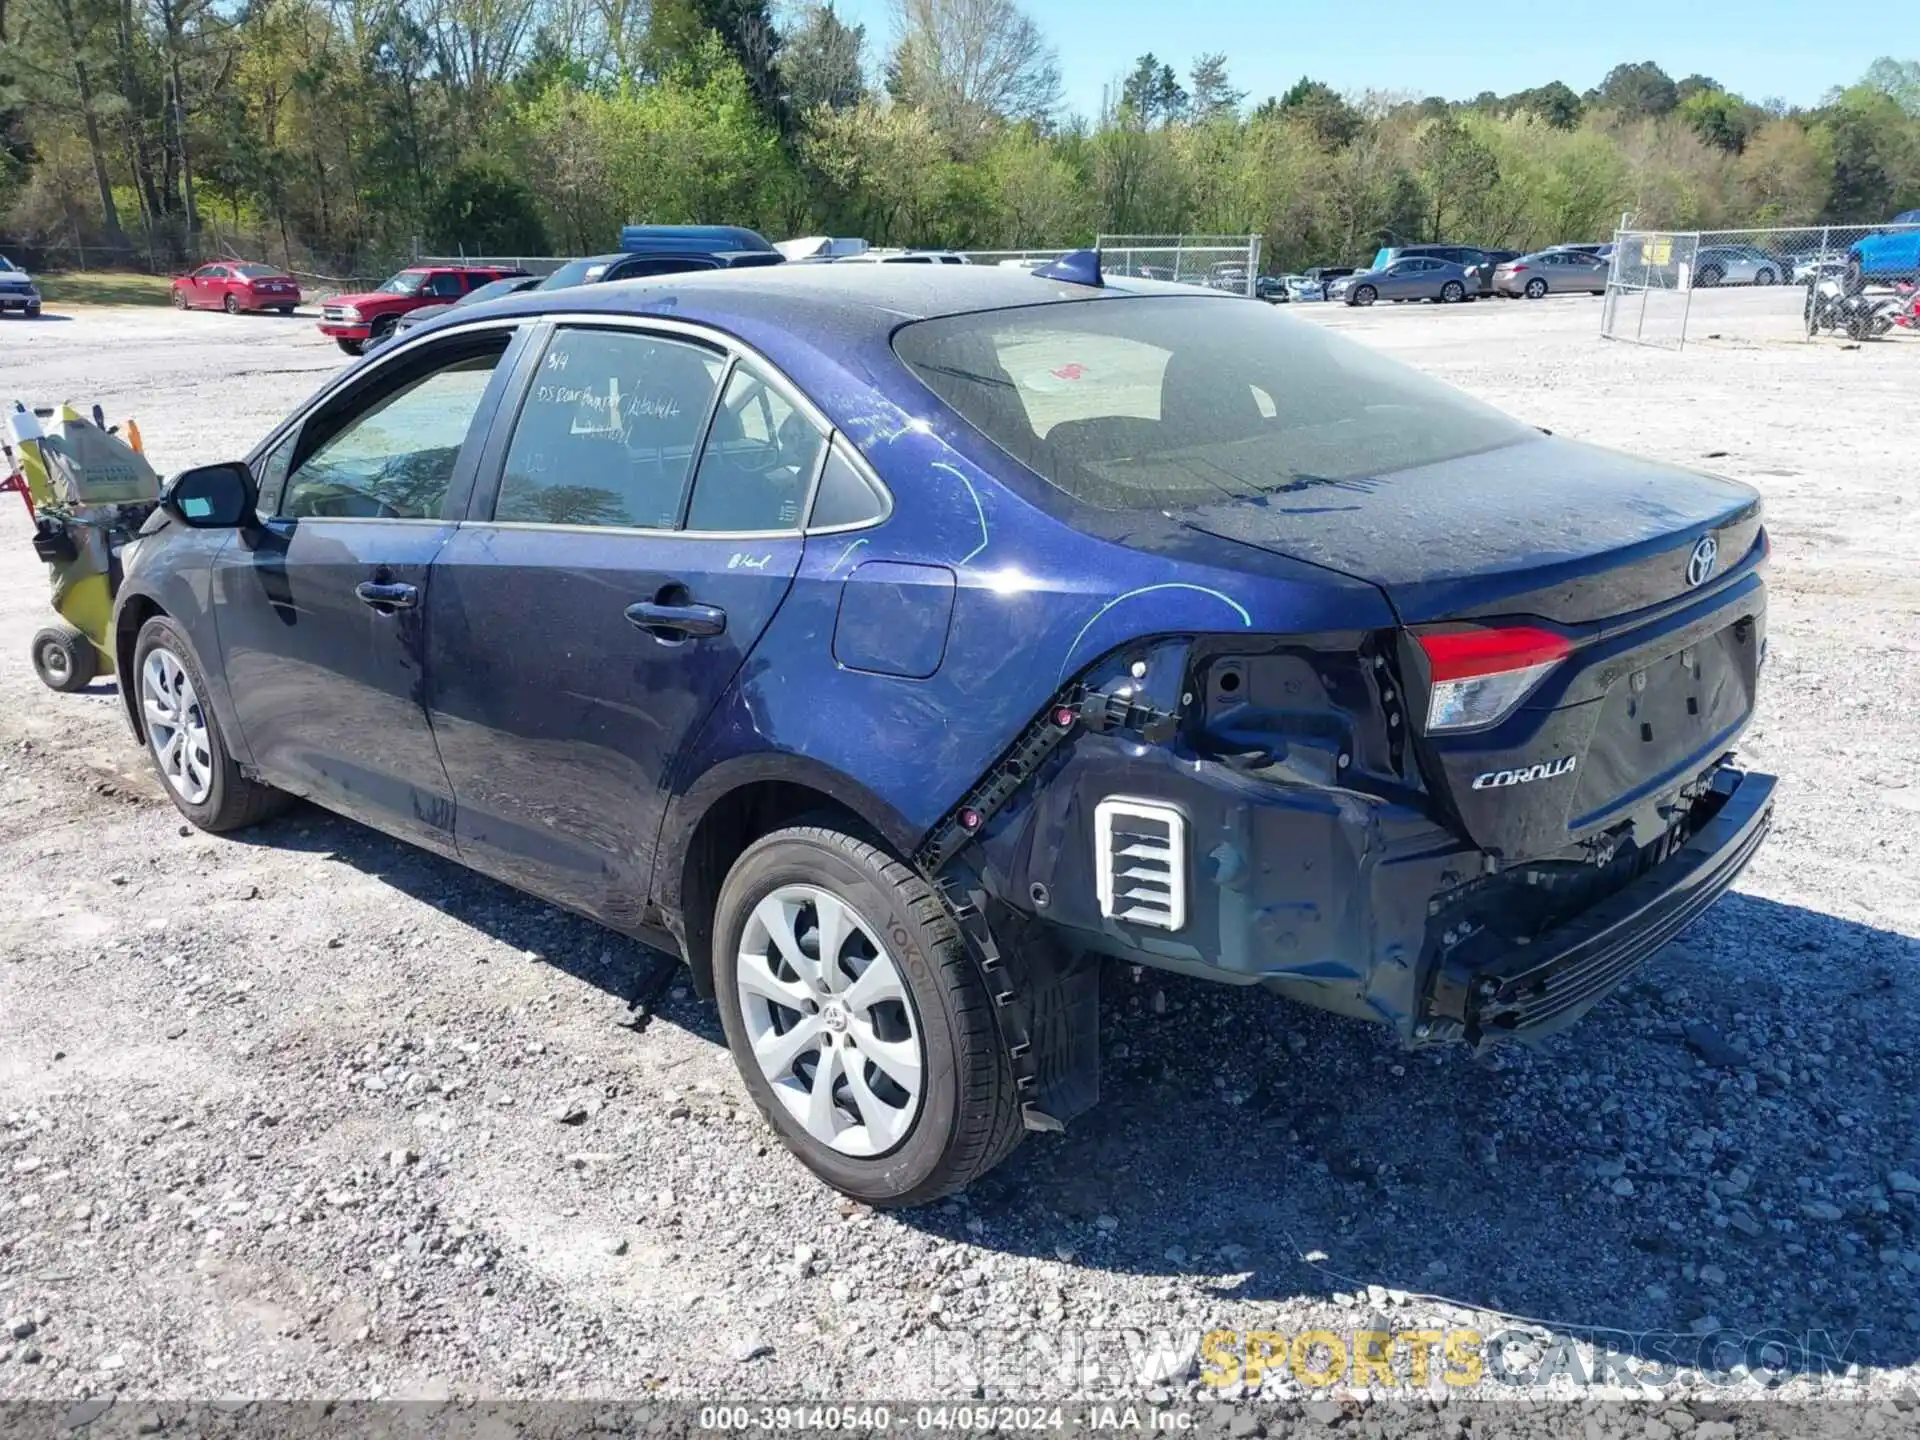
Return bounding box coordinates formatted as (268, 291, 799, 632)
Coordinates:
(34, 271, 177, 308)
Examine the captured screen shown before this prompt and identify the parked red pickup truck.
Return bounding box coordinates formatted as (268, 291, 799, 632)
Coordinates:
(318, 265, 526, 355)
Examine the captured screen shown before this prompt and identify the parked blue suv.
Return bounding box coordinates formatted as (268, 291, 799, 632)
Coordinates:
(113, 257, 1775, 1204)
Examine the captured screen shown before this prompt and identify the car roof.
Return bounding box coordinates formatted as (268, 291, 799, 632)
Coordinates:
(473, 259, 1222, 329)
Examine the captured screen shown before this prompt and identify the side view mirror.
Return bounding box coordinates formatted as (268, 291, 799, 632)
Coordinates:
(162, 461, 257, 529)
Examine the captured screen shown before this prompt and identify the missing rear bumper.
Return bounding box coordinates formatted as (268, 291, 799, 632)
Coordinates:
(1422, 767, 1775, 1048)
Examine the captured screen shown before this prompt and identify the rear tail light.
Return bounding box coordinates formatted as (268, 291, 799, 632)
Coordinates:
(1509, 265, 1529, 274)
(1416, 625, 1572, 732)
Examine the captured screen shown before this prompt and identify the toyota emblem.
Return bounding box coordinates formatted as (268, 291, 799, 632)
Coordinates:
(1686, 534, 1718, 588)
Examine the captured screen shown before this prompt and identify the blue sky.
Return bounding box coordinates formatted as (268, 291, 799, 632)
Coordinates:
(821, 0, 1887, 116)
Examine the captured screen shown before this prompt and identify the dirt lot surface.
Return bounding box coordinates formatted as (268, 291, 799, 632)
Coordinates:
(2, 296, 1918, 1424)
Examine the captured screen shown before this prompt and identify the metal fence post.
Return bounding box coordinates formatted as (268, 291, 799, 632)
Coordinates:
(1246, 234, 1261, 297)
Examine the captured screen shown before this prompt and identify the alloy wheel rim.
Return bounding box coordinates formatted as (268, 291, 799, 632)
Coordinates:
(735, 884, 924, 1157)
(141, 647, 214, 805)
(42, 643, 70, 683)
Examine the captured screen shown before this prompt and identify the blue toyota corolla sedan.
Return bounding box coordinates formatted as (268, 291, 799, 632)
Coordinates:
(113, 256, 1774, 1205)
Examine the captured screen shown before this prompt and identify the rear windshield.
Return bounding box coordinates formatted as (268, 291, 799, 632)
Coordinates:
(892, 296, 1532, 512)
(233, 263, 280, 278)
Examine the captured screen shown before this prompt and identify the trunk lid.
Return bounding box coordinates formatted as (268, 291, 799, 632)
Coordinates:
(1178, 434, 1762, 626)
(1180, 435, 1769, 859)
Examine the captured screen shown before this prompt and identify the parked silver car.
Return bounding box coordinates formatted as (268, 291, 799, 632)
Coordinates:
(1331, 256, 1473, 306)
(1692, 244, 1787, 287)
(1493, 249, 1609, 298)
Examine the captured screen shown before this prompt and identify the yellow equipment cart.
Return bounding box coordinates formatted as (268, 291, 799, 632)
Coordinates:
(3, 401, 161, 692)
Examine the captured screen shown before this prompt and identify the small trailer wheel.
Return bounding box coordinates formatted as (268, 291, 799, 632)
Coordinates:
(32, 624, 97, 692)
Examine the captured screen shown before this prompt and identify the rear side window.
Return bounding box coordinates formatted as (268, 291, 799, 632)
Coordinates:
(808, 438, 890, 529)
(685, 362, 824, 532)
(495, 328, 725, 529)
(893, 296, 1531, 513)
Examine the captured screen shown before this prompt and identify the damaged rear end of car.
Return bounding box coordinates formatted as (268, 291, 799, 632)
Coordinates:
(897, 290, 1776, 1058)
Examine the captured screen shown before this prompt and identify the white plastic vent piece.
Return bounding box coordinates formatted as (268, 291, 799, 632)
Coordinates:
(1094, 797, 1186, 932)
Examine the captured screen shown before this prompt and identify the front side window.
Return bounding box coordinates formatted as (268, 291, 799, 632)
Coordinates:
(377, 271, 428, 296)
(685, 362, 824, 532)
(894, 296, 1531, 513)
(495, 328, 726, 529)
(281, 345, 505, 519)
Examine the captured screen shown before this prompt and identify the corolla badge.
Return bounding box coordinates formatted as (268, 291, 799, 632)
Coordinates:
(1472, 756, 1578, 790)
(1687, 534, 1718, 588)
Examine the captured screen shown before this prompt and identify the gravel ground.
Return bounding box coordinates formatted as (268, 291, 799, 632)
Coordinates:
(1, 297, 1917, 1422)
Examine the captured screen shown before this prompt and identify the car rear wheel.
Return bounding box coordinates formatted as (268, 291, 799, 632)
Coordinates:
(134, 616, 290, 832)
(713, 826, 1023, 1207)
(1524, 277, 1548, 299)
(1351, 284, 1377, 307)
(277, 307, 295, 316)
(31, 623, 95, 693)
(1697, 264, 1723, 287)
(1440, 280, 1465, 303)
(223, 293, 240, 314)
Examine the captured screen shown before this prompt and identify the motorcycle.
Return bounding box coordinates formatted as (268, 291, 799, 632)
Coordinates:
(1804, 262, 1900, 340)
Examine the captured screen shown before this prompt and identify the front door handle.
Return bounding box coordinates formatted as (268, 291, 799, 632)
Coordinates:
(355, 580, 418, 611)
(625, 600, 726, 640)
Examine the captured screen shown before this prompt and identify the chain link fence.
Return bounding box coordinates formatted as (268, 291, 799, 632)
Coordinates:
(960, 237, 1263, 296)
(1603, 223, 1920, 348)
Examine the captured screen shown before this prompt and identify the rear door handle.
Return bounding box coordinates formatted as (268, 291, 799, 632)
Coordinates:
(625, 601, 726, 640)
(355, 580, 418, 611)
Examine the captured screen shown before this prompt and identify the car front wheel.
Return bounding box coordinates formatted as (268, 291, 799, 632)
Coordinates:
(134, 616, 289, 832)
(336, 338, 364, 356)
(714, 825, 1023, 1207)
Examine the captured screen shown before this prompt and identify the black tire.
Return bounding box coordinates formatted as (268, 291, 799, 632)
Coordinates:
(370, 316, 397, 346)
(1754, 268, 1776, 286)
(171, 287, 188, 309)
(132, 615, 289, 833)
(336, 338, 364, 356)
(277, 306, 295, 316)
(31, 624, 95, 692)
(713, 826, 1022, 1207)
(1524, 277, 1548, 299)
(1351, 284, 1377, 307)
(1440, 280, 1465, 303)
(24, 304, 40, 318)
(1697, 264, 1723, 288)
(224, 293, 240, 314)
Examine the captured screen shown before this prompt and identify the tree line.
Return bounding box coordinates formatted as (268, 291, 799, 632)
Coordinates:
(3, 0, 1919, 277)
